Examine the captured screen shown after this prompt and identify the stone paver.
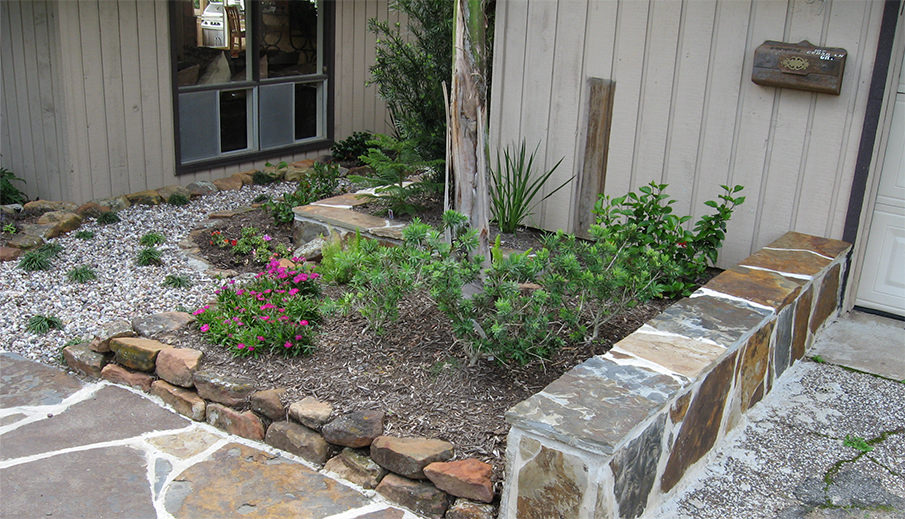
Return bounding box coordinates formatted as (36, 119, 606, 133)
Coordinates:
(0, 352, 84, 407)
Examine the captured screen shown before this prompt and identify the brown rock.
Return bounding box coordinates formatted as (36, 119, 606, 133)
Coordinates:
(370, 436, 454, 480)
(22, 200, 77, 215)
(37, 211, 83, 238)
(93, 196, 131, 211)
(661, 351, 738, 493)
(766, 231, 851, 260)
(322, 410, 385, 448)
(737, 321, 774, 411)
(156, 348, 203, 388)
(290, 159, 316, 169)
(150, 380, 206, 421)
(206, 403, 265, 441)
(75, 202, 110, 218)
(62, 344, 109, 378)
(232, 171, 254, 185)
(516, 439, 587, 519)
(289, 396, 333, 430)
(5, 233, 44, 250)
(792, 286, 813, 361)
(324, 448, 387, 489)
(424, 459, 493, 502)
(93, 319, 135, 352)
(0, 247, 22, 262)
(193, 371, 255, 407)
(109, 337, 171, 372)
(376, 473, 451, 519)
(157, 184, 191, 201)
(126, 189, 163, 205)
(212, 176, 243, 191)
(706, 266, 804, 311)
(446, 498, 496, 519)
(810, 263, 841, 334)
(250, 388, 287, 420)
(100, 364, 154, 392)
(740, 248, 832, 278)
(131, 311, 194, 336)
(186, 181, 218, 197)
(265, 421, 331, 464)
(670, 390, 693, 424)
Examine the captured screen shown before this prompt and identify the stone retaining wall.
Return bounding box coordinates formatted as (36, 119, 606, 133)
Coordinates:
(499, 232, 851, 519)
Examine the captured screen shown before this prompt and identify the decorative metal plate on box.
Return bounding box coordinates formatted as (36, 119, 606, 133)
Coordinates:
(752, 40, 847, 95)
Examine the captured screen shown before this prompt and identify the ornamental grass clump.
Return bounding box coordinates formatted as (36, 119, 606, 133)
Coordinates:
(66, 265, 97, 283)
(139, 231, 165, 246)
(136, 247, 163, 266)
(162, 274, 192, 288)
(194, 258, 321, 357)
(96, 211, 121, 225)
(26, 314, 63, 334)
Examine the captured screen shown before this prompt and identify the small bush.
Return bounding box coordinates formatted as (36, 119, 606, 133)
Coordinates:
(162, 274, 192, 288)
(264, 162, 344, 224)
(490, 141, 571, 233)
(37, 242, 63, 258)
(66, 265, 97, 283)
(18, 250, 52, 272)
(252, 170, 279, 185)
(136, 247, 163, 266)
(75, 230, 95, 240)
(332, 131, 373, 164)
(97, 211, 121, 225)
(139, 231, 165, 246)
(26, 314, 63, 334)
(167, 193, 190, 206)
(0, 167, 28, 205)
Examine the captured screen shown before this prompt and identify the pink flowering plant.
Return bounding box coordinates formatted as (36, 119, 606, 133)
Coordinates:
(194, 258, 321, 357)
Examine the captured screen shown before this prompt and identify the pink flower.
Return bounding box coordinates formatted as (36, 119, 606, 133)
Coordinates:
(258, 316, 270, 321)
(200, 324, 210, 332)
(288, 288, 299, 296)
(263, 235, 272, 241)
(248, 346, 255, 352)
(284, 341, 292, 348)
(299, 320, 309, 326)
(192, 306, 208, 316)
(278, 316, 290, 321)
(295, 334, 303, 341)
(236, 289, 245, 295)
(257, 336, 265, 341)
(237, 343, 245, 349)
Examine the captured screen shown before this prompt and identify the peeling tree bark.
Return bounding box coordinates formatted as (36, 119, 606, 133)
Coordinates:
(450, 0, 490, 264)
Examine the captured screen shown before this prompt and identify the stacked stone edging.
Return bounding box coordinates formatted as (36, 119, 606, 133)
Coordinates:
(500, 231, 852, 519)
(63, 310, 495, 519)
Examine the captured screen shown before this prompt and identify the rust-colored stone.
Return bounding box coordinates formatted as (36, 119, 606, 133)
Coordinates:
(126, 189, 163, 205)
(516, 442, 587, 519)
(22, 200, 77, 214)
(376, 473, 451, 519)
(739, 248, 831, 278)
(37, 211, 83, 238)
(705, 266, 803, 310)
(738, 321, 774, 411)
(661, 351, 737, 493)
(231, 172, 253, 186)
(156, 348, 202, 388)
(792, 286, 813, 360)
(294, 204, 391, 232)
(62, 344, 109, 378)
(613, 332, 725, 379)
(313, 193, 373, 208)
(265, 421, 331, 464)
(101, 363, 153, 392)
(109, 337, 171, 372)
(206, 403, 265, 441)
(324, 448, 387, 489)
(250, 388, 286, 420)
(75, 201, 111, 218)
(0, 246, 22, 262)
(212, 176, 243, 191)
(151, 380, 206, 421)
(424, 459, 494, 503)
(766, 231, 851, 259)
(810, 263, 841, 334)
(370, 436, 454, 480)
(670, 391, 693, 424)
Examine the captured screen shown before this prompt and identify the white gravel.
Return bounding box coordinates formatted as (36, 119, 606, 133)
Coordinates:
(0, 183, 296, 365)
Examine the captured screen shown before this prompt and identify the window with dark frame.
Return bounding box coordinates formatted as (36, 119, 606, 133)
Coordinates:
(170, 0, 331, 171)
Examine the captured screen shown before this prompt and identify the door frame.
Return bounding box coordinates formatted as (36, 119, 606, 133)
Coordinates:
(844, 1, 905, 313)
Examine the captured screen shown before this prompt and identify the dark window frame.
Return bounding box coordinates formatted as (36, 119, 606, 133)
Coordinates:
(168, 0, 335, 175)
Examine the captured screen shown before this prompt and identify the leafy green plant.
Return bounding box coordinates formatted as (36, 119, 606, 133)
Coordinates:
(194, 260, 321, 357)
(167, 193, 190, 206)
(489, 141, 571, 233)
(368, 0, 453, 160)
(351, 134, 443, 217)
(75, 230, 95, 240)
(332, 131, 374, 164)
(66, 265, 97, 283)
(37, 242, 63, 257)
(843, 435, 874, 453)
(0, 167, 28, 205)
(811, 355, 826, 364)
(162, 274, 192, 288)
(63, 337, 85, 347)
(3, 223, 16, 234)
(594, 182, 745, 297)
(253, 194, 271, 204)
(18, 250, 52, 272)
(139, 231, 165, 246)
(26, 314, 63, 334)
(96, 211, 121, 225)
(253, 170, 279, 185)
(264, 162, 344, 224)
(136, 247, 163, 266)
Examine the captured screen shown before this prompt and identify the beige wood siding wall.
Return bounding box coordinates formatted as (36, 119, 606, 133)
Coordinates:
(1, 0, 394, 204)
(490, 0, 889, 267)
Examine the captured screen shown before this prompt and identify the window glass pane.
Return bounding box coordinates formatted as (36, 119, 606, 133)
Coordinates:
(179, 91, 221, 162)
(259, 83, 295, 149)
(175, 0, 249, 87)
(294, 82, 319, 140)
(260, 0, 319, 79)
(220, 89, 250, 152)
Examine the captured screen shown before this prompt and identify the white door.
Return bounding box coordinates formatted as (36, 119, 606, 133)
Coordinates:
(856, 52, 905, 317)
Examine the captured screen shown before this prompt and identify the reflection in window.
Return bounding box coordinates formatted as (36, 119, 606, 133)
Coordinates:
(260, 0, 319, 78)
(175, 0, 249, 87)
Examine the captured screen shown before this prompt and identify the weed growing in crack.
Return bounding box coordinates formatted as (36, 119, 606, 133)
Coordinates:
(842, 435, 873, 453)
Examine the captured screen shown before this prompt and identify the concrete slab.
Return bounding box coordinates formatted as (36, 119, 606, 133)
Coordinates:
(811, 311, 905, 380)
(0, 351, 85, 407)
(1, 385, 188, 460)
(1, 445, 158, 519)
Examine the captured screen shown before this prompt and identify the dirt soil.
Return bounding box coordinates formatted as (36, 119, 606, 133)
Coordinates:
(193, 208, 295, 274)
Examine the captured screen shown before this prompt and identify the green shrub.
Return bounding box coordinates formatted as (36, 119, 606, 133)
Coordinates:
(66, 265, 97, 283)
(139, 231, 165, 246)
(368, 0, 452, 160)
(0, 167, 28, 205)
(96, 211, 121, 225)
(332, 131, 374, 164)
(318, 232, 374, 284)
(26, 314, 63, 334)
(264, 162, 344, 224)
(74, 230, 95, 240)
(162, 274, 192, 288)
(253, 170, 279, 185)
(18, 250, 52, 272)
(37, 242, 63, 257)
(194, 260, 321, 357)
(253, 194, 271, 204)
(489, 141, 571, 233)
(167, 193, 190, 206)
(136, 247, 163, 266)
(2, 223, 16, 234)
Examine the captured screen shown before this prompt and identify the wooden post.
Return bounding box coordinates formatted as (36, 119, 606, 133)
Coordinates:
(574, 78, 616, 239)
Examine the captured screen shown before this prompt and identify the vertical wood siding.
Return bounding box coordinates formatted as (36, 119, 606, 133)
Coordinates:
(490, 0, 887, 267)
(2, 0, 394, 204)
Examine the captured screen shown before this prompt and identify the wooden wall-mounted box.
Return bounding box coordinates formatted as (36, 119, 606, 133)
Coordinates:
(752, 40, 847, 95)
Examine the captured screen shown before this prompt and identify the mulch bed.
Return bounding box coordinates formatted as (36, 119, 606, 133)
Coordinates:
(192, 208, 295, 274)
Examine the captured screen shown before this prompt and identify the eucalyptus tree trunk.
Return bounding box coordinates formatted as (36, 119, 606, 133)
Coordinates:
(449, 0, 490, 264)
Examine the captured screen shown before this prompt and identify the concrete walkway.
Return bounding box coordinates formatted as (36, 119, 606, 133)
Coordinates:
(0, 352, 420, 519)
(654, 311, 905, 518)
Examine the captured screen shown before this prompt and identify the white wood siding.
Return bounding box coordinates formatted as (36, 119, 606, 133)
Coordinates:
(1, 0, 394, 204)
(490, 0, 889, 267)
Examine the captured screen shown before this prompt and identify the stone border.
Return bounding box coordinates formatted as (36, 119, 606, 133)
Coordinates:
(499, 231, 851, 519)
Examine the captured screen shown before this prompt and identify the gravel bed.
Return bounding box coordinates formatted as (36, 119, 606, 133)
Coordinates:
(0, 184, 296, 365)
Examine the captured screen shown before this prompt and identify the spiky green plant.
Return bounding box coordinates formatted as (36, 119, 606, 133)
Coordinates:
(167, 193, 190, 206)
(162, 274, 192, 288)
(66, 265, 97, 283)
(18, 250, 52, 271)
(36, 242, 63, 257)
(26, 314, 64, 334)
(74, 230, 95, 240)
(139, 231, 165, 246)
(136, 247, 163, 266)
(97, 211, 121, 224)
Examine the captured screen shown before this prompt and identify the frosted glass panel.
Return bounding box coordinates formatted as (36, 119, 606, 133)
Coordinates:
(259, 83, 294, 149)
(179, 91, 220, 162)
